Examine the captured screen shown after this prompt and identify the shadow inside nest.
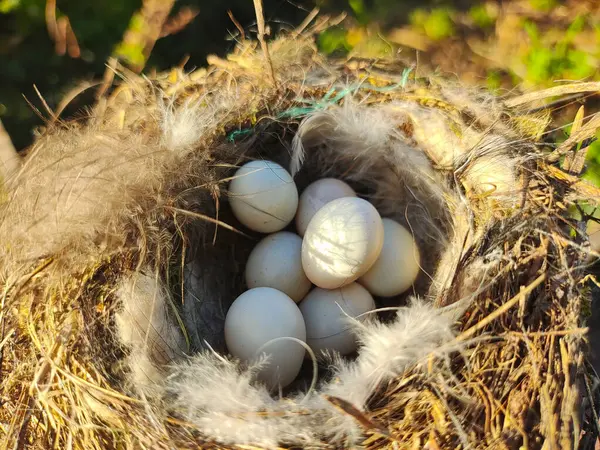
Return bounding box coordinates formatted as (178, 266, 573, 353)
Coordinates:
(166, 117, 452, 396)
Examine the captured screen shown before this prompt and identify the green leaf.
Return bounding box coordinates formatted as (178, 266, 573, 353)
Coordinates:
(565, 14, 586, 41)
(523, 20, 540, 43)
(587, 132, 600, 164)
(525, 47, 553, 84)
(317, 28, 351, 55)
(0, 0, 21, 14)
(348, 0, 369, 24)
(114, 41, 146, 67)
(423, 9, 455, 41)
(583, 162, 600, 187)
(409, 9, 427, 27)
(469, 4, 495, 29)
(529, 0, 558, 12)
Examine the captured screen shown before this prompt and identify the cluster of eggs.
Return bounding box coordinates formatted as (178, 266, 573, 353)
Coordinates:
(224, 160, 421, 389)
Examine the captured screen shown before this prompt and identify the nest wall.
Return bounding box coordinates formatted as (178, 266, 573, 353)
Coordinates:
(0, 34, 596, 449)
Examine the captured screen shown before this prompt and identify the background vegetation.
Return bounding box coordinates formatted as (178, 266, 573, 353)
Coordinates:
(1, 0, 599, 159)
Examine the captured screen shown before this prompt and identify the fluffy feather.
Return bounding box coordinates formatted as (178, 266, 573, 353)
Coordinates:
(0, 129, 163, 268)
(324, 300, 456, 407)
(290, 100, 455, 291)
(159, 97, 220, 152)
(390, 101, 467, 168)
(116, 270, 187, 390)
(153, 300, 457, 448)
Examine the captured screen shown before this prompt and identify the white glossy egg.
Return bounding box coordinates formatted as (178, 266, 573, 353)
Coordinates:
(228, 160, 298, 233)
(299, 283, 375, 356)
(245, 231, 312, 302)
(302, 197, 384, 289)
(295, 178, 356, 237)
(359, 218, 421, 297)
(225, 287, 306, 389)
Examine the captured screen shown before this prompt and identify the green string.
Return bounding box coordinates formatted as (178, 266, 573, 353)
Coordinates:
(400, 67, 413, 87)
(226, 128, 253, 142)
(226, 69, 413, 142)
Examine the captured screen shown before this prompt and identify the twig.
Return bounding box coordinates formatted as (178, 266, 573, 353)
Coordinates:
(96, 57, 119, 100)
(455, 273, 546, 341)
(54, 80, 101, 116)
(324, 395, 394, 439)
(561, 105, 586, 173)
(116, 0, 177, 73)
(159, 7, 199, 38)
(227, 10, 245, 41)
(252, 0, 278, 89)
(12, 393, 35, 450)
(542, 162, 600, 201)
(292, 7, 319, 37)
(549, 112, 600, 164)
(45, 0, 80, 58)
(166, 206, 251, 238)
(44, 0, 58, 44)
(33, 84, 57, 122)
(62, 16, 81, 58)
(139, 0, 176, 70)
(506, 328, 588, 338)
(506, 82, 600, 108)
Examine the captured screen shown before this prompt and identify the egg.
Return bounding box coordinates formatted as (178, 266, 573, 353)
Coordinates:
(299, 283, 375, 356)
(359, 218, 421, 297)
(295, 178, 356, 237)
(225, 287, 306, 389)
(302, 197, 384, 289)
(245, 231, 312, 302)
(228, 160, 298, 233)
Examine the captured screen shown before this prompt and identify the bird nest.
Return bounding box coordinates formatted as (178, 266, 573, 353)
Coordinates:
(1, 29, 600, 449)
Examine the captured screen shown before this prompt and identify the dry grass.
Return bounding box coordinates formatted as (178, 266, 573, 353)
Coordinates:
(1, 22, 600, 449)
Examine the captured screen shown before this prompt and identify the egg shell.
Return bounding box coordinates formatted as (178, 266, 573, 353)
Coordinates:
(225, 287, 306, 389)
(299, 283, 375, 356)
(228, 160, 298, 233)
(245, 231, 311, 302)
(359, 218, 421, 297)
(301, 197, 384, 289)
(295, 178, 356, 237)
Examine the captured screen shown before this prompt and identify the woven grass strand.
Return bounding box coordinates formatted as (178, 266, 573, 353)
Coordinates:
(0, 29, 596, 449)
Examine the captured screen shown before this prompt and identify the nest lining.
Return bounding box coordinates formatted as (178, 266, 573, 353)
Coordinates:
(0, 34, 597, 449)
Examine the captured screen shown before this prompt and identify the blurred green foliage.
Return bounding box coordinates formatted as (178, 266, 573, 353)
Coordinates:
(409, 8, 456, 40)
(317, 27, 351, 55)
(522, 16, 595, 85)
(529, 0, 558, 12)
(0, 0, 309, 150)
(468, 4, 495, 28)
(583, 132, 600, 187)
(0, 0, 20, 13)
(0, 0, 139, 149)
(2, 0, 600, 193)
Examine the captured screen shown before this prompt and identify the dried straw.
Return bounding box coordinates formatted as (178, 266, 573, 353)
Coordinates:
(0, 23, 599, 449)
